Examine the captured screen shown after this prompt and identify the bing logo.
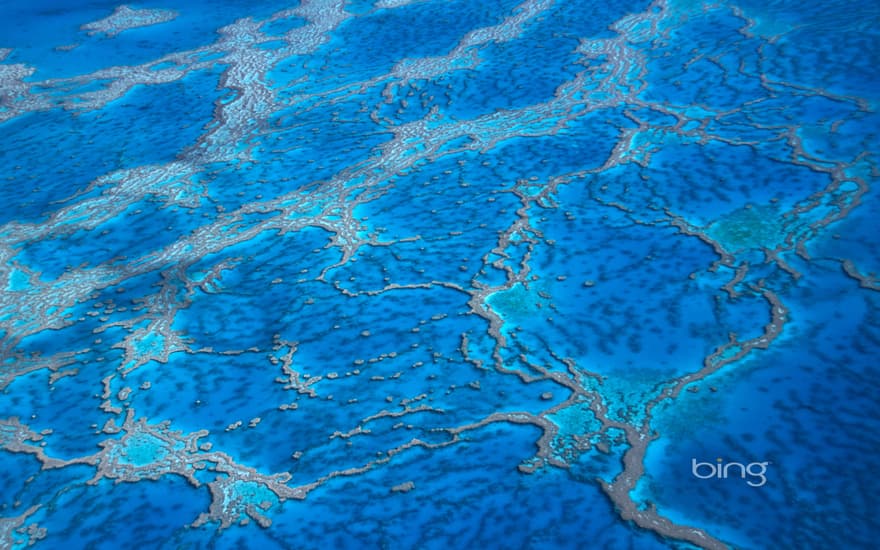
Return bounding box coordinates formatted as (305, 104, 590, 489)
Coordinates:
(691, 458, 769, 487)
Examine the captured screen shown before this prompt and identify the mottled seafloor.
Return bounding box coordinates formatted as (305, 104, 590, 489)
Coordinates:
(0, 0, 878, 549)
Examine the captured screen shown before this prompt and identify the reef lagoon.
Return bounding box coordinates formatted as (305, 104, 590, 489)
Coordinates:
(1, 1, 878, 548)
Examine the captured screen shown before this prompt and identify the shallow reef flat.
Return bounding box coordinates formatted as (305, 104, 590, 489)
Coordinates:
(0, 0, 878, 549)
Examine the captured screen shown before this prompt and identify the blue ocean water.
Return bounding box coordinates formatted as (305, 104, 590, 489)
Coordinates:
(1, 1, 878, 549)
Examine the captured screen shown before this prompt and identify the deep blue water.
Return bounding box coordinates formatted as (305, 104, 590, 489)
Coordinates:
(1, 1, 878, 549)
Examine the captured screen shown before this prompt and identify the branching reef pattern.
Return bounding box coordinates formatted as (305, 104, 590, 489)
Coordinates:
(0, 0, 877, 548)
